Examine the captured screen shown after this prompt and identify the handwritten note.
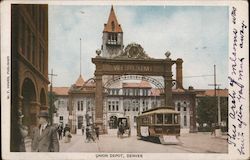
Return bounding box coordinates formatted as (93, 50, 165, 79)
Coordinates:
(6, 56, 10, 99)
(228, 6, 248, 155)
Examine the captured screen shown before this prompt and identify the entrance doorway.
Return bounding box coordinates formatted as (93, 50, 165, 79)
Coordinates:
(109, 116, 118, 129)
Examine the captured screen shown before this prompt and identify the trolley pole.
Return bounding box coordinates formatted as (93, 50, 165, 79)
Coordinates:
(208, 65, 221, 127)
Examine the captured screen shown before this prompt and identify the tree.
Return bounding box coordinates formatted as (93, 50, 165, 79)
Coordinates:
(197, 96, 228, 128)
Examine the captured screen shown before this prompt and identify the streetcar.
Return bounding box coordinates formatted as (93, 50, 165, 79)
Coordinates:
(136, 107, 181, 144)
(117, 116, 131, 138)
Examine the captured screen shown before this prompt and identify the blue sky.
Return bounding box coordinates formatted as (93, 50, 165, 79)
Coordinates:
(49, 5, 228, 89)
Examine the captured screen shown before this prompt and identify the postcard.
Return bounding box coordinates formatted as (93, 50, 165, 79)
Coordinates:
(1, 0, 249, 160)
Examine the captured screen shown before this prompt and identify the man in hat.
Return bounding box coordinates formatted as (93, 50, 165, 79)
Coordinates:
(31, 110, 59, 152)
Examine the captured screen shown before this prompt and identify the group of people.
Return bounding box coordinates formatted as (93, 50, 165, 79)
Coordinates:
(57, 124, 71, 142)
(17, 110, 60, 152)
(84, 125, 99, 143)
(17, 110, 102, 152)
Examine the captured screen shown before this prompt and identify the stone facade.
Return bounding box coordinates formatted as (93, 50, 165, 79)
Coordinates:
(11, 5, 49, 149)
(52, 76, 96, 135)
(53, 80, 197, 133)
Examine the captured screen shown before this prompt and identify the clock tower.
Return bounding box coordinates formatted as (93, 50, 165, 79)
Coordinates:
(101, 6, 123, 58)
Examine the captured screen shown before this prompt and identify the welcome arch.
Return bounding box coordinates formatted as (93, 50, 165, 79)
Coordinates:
(91, 43, 183, 132)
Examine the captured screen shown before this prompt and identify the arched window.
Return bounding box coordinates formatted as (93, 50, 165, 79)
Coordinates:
(184, 115, 187, 126)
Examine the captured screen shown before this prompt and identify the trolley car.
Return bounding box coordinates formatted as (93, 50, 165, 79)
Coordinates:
(136, 107, 180, 144)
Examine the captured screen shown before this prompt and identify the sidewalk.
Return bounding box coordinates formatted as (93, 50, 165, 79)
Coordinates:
(24, 131, 228, 153)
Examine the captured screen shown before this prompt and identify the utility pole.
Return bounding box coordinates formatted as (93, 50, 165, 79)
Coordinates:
(208, 65, 221, 127)
(48, 69, 57, 124)
(80, 38, 82, 75)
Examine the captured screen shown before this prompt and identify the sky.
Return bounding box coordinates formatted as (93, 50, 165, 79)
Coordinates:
(48, 5, 229, 89)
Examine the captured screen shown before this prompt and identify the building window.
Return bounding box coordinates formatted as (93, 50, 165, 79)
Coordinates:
(81, 101, 83, 111)
(184, 115, 187, 126)
(77, 101, 80, 111)
(116, 101, 119, 111)
(112, 101, 115, 111)
(136, 89, 140, 96)
(59, 116, 63, 121)
(143, 89, 148, 96)
(39, 45, 45, 74)
(108, 33, 118, 44)
(30, 33, 35, 65)
(134, 116, 137, 123)
(78, 116, 83, 129)
(87, 101, 91, 111)
(108, 101, 111, 111)
(183, 107, 187, 111)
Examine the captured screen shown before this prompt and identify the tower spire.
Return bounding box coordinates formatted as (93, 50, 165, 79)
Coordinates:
(103, 5, 123, 33)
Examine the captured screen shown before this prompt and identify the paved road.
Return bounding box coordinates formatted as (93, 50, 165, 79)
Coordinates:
(59, 129, 228, 153)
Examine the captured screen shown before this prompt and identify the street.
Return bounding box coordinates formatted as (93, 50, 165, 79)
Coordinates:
(25, 129, 228, 153)
(57, 129, 228, 153)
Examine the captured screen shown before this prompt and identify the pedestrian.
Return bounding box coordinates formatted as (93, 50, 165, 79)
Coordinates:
(18, 110, 28, 152)
(81, 125, 85, 135)
(64, 130, 72, 143)
(211, 123, 216, 136)
(86, 126, 95, 142)
(57, 125, 63, 140)
(118, 122, 124, 138)
(63, 127, 66, 137)
(63, 124, 71, 143)
(65, 124, 70, 132)
(85, 127, 90, 142)
(31, 111, 59, 152)
(95, 126, 99, 140)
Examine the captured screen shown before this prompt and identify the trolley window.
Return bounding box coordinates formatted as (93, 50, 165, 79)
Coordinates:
(164, 114, 173, 124)
(156, 114, 163, 124)
(142, 116, 150, 125)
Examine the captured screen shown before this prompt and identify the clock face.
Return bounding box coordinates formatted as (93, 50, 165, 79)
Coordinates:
(128, 46, 139, 58)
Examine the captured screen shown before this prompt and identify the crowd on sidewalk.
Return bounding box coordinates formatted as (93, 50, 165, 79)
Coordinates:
(18, 110, 101, 152)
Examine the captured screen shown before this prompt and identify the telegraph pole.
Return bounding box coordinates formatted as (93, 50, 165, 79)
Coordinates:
(80, 38, 82, 75)
(208, 65, 221, 127)
(48, 69, 57, 124)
